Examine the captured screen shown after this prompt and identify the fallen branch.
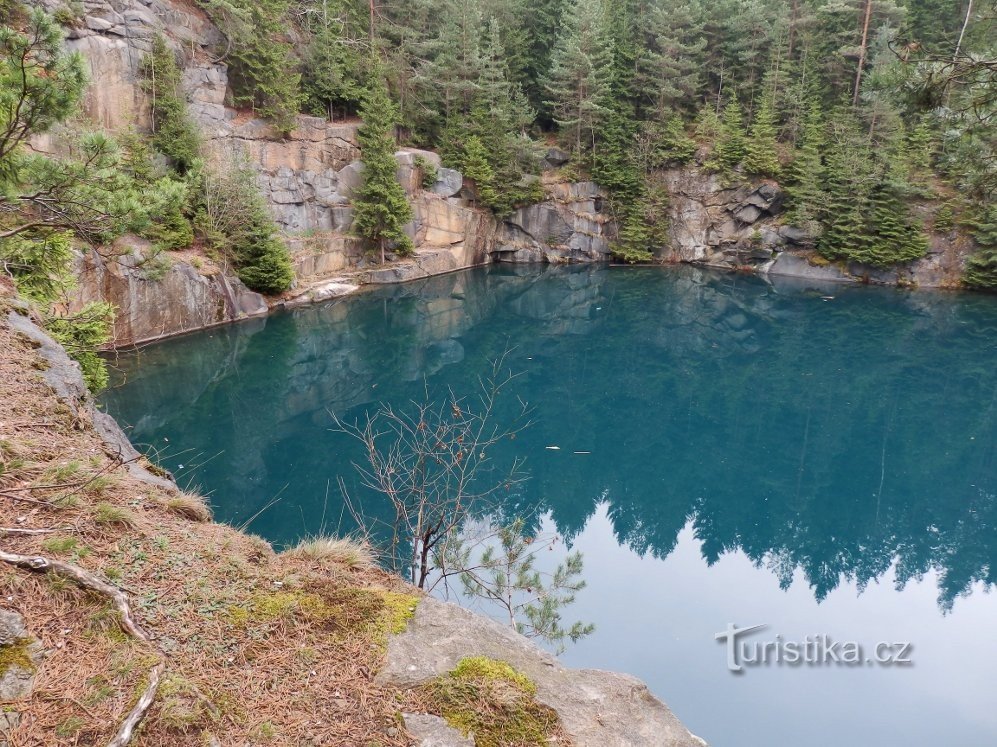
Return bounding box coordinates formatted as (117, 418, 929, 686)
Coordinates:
(0, 527, 67, 536)
(0, 548, 164, 746)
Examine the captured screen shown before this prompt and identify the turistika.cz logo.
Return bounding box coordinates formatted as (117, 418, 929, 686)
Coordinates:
(715, 624, 914, 673)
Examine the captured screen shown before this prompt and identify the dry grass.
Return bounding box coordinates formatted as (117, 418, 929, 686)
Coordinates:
(284, 535, 377, 569)
(162, 493, 213, 522)
(0, 304, 418, 746)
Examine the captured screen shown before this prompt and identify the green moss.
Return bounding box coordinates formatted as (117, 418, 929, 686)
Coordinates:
(0, 638, 35, 676)
(451, 657, 536, 695)
(156, 674, 215, 733)
(224, 587, 417, 650)
(423, 656, 559, 747)
(376, 592, 418, 637)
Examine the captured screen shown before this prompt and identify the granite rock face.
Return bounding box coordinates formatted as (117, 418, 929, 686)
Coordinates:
(657, 167, 789, 267)
(495, 182, 616, 263)
(71, 240, 268, 347)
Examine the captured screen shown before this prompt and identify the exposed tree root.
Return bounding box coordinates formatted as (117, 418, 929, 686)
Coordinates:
(0, 548, 164, 746)
(106, 661, 164, 747)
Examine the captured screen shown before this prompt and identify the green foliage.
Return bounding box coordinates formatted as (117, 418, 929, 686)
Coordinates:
(933, 203, 955, 233)
(964, 204, 997, 290)
(194, 158, 294, 294)
(0, 9, 86, 171)
(544, 0, 612, 157)
(706, 97, 747, 173)
(459, 134, 501, 211)
(452, 518, 594, 653)
(0, 231, 75, 304)
(785, 100, 826, 228)
(636, 116, 697, 170)
(45, 302, 113, 391)
(414, 155, 438, 190)
(139, 35, 200, 173)
(353, 71, 414, 260)
(816, 113, 929, 268)
(300, 8, 366, 120)
(198, 0, 302, 136)
(744, 95, 780, 177)
(613, 185, 670, 263)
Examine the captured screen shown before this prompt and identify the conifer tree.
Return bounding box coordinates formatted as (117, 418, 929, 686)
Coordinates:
(638, 0, 706, 117)
(140, 35, 201, 174)
(203, 0, 303, 136)
(861, 184, 928, 266)
(819, 116, 875, 261)
(964, 204, 997, 289)
(706, 96, 747, 172)
(300, 8, 366, 120)
(353, 71, 414, 263)
(460, 134, 502, 211)
(744, 94, 781, 177)
(545, 0, 613, 159)
(786, 100, 826, 228)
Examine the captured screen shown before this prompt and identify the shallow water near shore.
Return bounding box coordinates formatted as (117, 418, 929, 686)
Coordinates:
(102, 265, 997, 746)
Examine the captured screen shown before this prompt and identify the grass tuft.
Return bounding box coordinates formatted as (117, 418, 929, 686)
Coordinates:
(94, 502, 138, 528)
(164, 493, 213, 522)
(284, 535, 376, 569)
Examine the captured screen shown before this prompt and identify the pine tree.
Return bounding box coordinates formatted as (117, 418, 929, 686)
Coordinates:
(204, 0, 304, 136)
(638, 0, 706, 117)
(861, 184, 928, 266)
(300, 7, 366, 120)
(545, 0, 613, 159)
(786, 100, 826, 227)
(512, 0, 569, 120)
(140, 35, 201, 174)
(743, 94, 781, 177)
(819, 116, 875, 261)
(460, 134, 502, 211)
(353, 72, 414, 263)
(706, 96, 747, 172)
(963, 204, 997, 289)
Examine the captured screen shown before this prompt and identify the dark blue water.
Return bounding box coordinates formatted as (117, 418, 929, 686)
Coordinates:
(102, 265, 997, 746)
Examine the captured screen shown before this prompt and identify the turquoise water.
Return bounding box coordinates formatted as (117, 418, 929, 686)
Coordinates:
(102, 266, 997, 746)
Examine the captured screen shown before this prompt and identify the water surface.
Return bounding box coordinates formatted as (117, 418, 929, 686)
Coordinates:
(102, 266, 997, 746)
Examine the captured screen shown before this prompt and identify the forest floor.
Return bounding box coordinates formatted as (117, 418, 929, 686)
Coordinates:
(0, 285, 421, 746)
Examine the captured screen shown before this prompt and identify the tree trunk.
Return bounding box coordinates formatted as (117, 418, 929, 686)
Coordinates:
(852, 0, 873, 106)
(788, 0, 800, 59)
(953, 0, 974, 61)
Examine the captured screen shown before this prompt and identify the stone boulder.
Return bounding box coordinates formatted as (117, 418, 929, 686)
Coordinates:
(431, 168, 464, 198)
(396, 149, 443, 194)
(71, 243, 269, 347)
(543, 147, 571, 169)
(378, 597, 707, 747)
(337, 161, 365, 200)
(402, 714, 474, 747)
(0, 609, 42, 725)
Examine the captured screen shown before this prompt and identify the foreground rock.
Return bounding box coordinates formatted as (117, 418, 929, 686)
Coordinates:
(378, 597, 707, 747)
(0, 609, 42, 738)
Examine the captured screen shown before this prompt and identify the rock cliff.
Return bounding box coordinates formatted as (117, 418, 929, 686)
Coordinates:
(656, 166, 969, 289)
(33, 0, 618, 345)
(32, 0, 971, 349)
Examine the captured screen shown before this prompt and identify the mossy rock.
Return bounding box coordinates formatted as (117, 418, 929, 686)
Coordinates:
(423, 656, 560, 747)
